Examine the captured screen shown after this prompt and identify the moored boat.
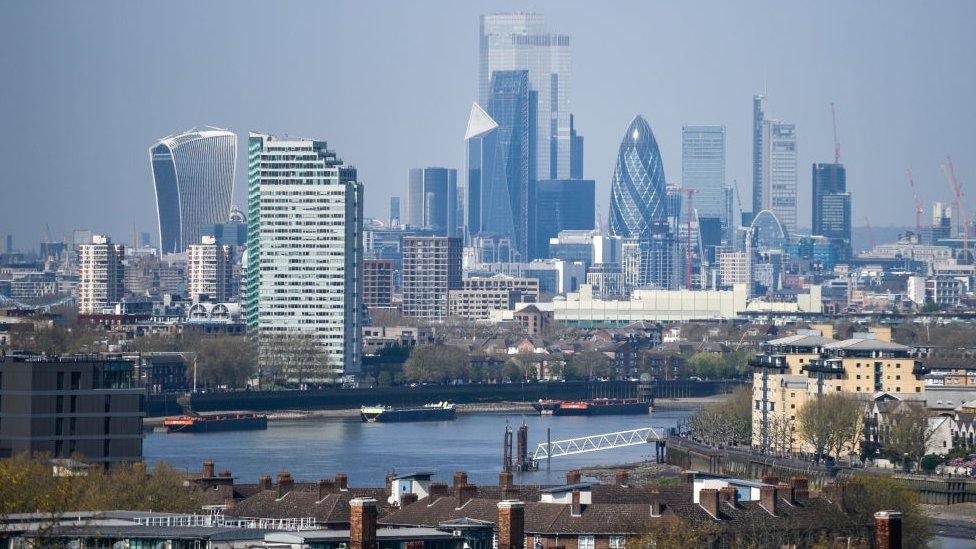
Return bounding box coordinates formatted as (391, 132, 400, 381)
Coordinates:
(537, 398, 651, 416)
(360, 402, 456, 423)
(164, 411, 268, 433)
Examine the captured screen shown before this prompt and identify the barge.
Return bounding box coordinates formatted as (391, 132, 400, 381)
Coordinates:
(164, 411, 268, 433)
(532, 397, 650, 416)
(360, 402, 456, 423)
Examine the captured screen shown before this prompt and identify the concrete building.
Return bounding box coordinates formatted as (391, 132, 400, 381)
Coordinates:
(463, 275, 539, 303)
(718, 251, 751, 289)
(402, 237, 462, 321)
(363, 259, 395, 309)
(0, 355, 144, 465)
(245, 133, 363, 379)
(761, 120, 798, 234)
(77, 235, 125, 314)
(449, 289, 518, 320)
(186, 235, 235, 303)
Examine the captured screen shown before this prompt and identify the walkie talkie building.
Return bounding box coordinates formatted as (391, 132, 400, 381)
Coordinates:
(150, 128, 237, 254)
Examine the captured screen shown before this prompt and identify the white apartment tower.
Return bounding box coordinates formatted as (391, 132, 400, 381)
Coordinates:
(77, 235, 124, 314)
(187, 235, 235, 303)
(761, 120, 798, 233)
(245, 133, 364, 379)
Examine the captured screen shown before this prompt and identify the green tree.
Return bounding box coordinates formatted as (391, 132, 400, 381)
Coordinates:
(190, 335, 257, 389)
(259, 331, 332, 386)
(882, 404, 936, 471)
(567, 350, 612, 379)
(402, 345, 470, 383)
(845, 476, 931, 548)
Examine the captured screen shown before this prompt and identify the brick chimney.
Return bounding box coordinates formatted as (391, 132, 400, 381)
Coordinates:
(349, 497, 378, 549)
(571, 489, 582, 517)
(202, 460, 215, 478)
(428, 482, 449, 499)
(503, 486, 520, 500)
(335, 473, 349, 491)
(789, 476, 809, 504)
(683, 470, 696, 484)
(566, 470, 581, 485)
(615, 469, 629, 486)
(259, 475, 272, 491)
(649, 489, 664, 517)
(456, 483, 477, 508)
(759, 484, 779, 516)
(497, 500, 525, 549)
(276, 472, 294, 499)
(761, 473, 779, 486)
(874, 510, 903, 549)
(499, 471, 514, 488)
(699, 488, 720, 518)
(453, 471, 468, 491)
(718, 486, 738, 508)
(318, 479, 336, 501)
(401, 492, 418, 506)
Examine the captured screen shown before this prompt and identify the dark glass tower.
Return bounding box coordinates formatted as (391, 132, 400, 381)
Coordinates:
(751, 95, 766, 220)
(608, 115, 668, 239)
(812, 163, 851, 261)
(533, 179, 595, 257)
(407, 167, 457, 237)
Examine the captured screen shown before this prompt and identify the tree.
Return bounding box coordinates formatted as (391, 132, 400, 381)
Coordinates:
(626, 514, 711, 549)
(797, 393, 864, 462)
(567, 350, 612, 380)
(882, 404, 937, 471)
(844, 476, 931, 548)
(259, 331, 332, 387)
(689, 386, 751, 447)
(190, 335, 257, 389)
(402, 345, 470, 384)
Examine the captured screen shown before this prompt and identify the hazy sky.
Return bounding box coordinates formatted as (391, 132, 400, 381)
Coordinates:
(1, 1, 974, 249)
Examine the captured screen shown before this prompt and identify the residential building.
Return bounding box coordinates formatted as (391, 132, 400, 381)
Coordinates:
(718, 251, 751, 289)
(390, 196, 401, 227)
(401, 237, 462, 321)
(533, 179, 595, 257)
(407, 167, 458, 237)
(682, 125, 727, 233)
(463, 275, 539, 302)
(812, 163, 851, 261)
(761, 120, 798, 233)
(363, 259, 395, 309)
(245, 133, 364, 379)
(609, 116, 668, 239)
(77, 235, 124, 314)
(0, 355, 144, 465)
(513, 304, 552, 336)
(449, 289, 518, 320)
(149, 128, 236, 254)
(186, 235, 234, 303)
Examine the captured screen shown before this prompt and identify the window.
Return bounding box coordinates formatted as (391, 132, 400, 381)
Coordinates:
(578, 536, 595, 549)
(56, 372, 64, 390)
(70, 372, 81, 390)
(609, 537, 626, 549)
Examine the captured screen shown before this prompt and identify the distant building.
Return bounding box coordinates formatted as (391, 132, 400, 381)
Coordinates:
(533, 179, 595, 258)
(812, 163, 851, 261)
(407, 167, 458, 237)
(78, 235, 125, 314)
(463, 275, 539, 303)
(548, 230, 596, 269)
(401, 237, 462, 321)
(0, 355, 145, 465)
(513, 304, 553, 336)
(149, 128, 236, 254)
(761, 120, 798, 233)
(751, 95, 766, 218)
(609, 116, 668, 239)
(682, 125, 727, 234)
(449, 289, 518, 320)
(200, 219, 247, 248)
(390, 196, 401, 227)
(246, 133, 363, 379)
(187, 235, 235, 303)
(363, 259, 395, 309)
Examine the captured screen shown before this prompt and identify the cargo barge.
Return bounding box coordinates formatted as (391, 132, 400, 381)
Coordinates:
(164, 411, 268, 433)
(360, 402, 456, 423)
(532, 397, 650, 416)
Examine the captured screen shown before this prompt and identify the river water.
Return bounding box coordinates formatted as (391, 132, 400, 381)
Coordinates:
(144, 409, 693, 486)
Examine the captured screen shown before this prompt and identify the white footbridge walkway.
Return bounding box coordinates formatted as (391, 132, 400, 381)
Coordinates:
(532, 427, 668, 463)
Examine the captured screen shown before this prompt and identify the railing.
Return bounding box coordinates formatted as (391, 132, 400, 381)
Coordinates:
(135, 514, 317, 530)
(532, 427, 665, 460)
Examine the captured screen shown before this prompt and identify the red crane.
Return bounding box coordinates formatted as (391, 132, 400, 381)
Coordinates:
(831, 102, 841, 164)
(906, 169, 923, 236)
(942, 156, 968, 261)
(682, 188, 698, 289)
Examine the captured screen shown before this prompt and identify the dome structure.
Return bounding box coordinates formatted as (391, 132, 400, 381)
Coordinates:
(608, 116, 668, 239)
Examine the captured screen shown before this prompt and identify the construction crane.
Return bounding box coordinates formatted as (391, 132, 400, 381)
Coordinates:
(863, 216, 876, 250)
(942, 156, 968, 262)
(906, 169, 923, 236)
(831, 102, 841, 164)
(682, 188, 698, 289)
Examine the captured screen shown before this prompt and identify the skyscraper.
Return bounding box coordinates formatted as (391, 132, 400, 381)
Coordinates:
(77, 235, 124, 314)
(401, 236, 462, 321)
(681, 125, 727, 228)
(761, 120, 798, 234)
(751, 95, 766, 221)
(570, 114, 584, 179)
(187, 235, 235, 303)
(407, 168, 458, 236)
(389, 197, 401, 227)
(812, 163, 851, 261)
(608, 116, 668, 239)
(533, 179, 595, 257)
(246, 133, 363, 378)
(479, 13, 573, 180)
(465, 70, 536, 260)
(149, 128, 236, 254)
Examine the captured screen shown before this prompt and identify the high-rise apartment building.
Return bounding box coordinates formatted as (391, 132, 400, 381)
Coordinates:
(681, 125, 727, 229)
(401, 237, 462, 321)
(390, 197, 401, 227)
(187, 235, 235, 303)
(479, 13, 575, 180)
(761, 120, 798, 234)
(812, 163, 851, 261)
(407, 168, 458, 236)
(77, 235, 124, 314)
(245, 133, 363, 378)
(149, 128, 237, 254)
(751, 95, 766, 219)
(609, 116, 668, 239)
(533, 179, 595, 257)
(363, 259, 394, 309)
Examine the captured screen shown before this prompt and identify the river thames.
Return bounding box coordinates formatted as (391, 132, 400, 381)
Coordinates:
(144, 408, 694, 485)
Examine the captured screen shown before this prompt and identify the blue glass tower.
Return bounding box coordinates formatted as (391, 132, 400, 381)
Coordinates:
(608, 116, 668, 239)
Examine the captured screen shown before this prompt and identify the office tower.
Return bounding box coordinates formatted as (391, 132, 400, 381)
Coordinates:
(1, 233, 12, 253)
(570, 114, 584, 179)
(149, 128, 237, 254)
(465, 70, 535, 259)
(246, 133, 363, 378)
(682, 125, 727, 230)
(533, 179, 595, 257)
(548, 230, 595, 268)
(139, 232, 152, 247)
(390, 197, 401, 227)
(761, 120, 798, 233)
(77, 235, 124, 314)
(407, 168, 458, 236)
(200, 220, 247, 248)
(401, 236, 462, 320)
(187, 235, 235, 303)
(0, 355, 145, 464)
(812, 163, 852, 261)
(609, 116, 668, 239)
(479, 13, 572, 180)
(924, 202, 953, 244)
(751, 95, 766, 220)
(644, 229, 678, 290)
(363, 259, 394, 309)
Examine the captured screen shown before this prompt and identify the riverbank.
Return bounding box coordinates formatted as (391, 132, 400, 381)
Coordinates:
(922, 503, 976, 540)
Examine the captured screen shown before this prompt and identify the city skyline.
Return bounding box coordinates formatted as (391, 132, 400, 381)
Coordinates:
(2, 1, 975, 248)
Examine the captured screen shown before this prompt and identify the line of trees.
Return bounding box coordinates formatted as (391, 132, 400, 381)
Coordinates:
(796, 393, 865, 464)
(688, 386, 752, 447)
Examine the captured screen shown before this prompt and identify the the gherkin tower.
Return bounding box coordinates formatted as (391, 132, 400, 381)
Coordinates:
(608, 116, 668, 239)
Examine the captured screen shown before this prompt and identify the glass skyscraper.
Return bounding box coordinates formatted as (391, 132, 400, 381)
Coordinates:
(533, 179, 595, 257)
(479, 13, 574, 180)
(407, 167, 458, 237)
(751, 95, 766, 219)
(761, 120, 798, 234)
(812, 163, 851, 261)
(681, 125, 727, 226)
(609, 116, 668, 239)
(149, 128, 236, 254)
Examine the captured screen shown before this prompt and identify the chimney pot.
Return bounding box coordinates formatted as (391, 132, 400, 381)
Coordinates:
(317, 479, 335, 501)
(761, 473, 779, 486)
(335, 473, 348, 491)
(760, 485, 779, 516)
(718, 486, 738, 508)
(615, 469, 629, 486)
(874, 510, 903, 549)
(571, 489, 582, 517)
(566, 470, 581, 485)
(497, 501, 525, 549)
(276, 472, 294, 499)
(789, 476, 809, 504)
(218, 469, 232, 478)
(428, 482, 449, 499)
(453, 471, 468, 490)
(699, 488, 720, 518)
(457, 483, 477, 507)
(350, 498, 378, 549)
(259, 475, 272, 491)
(649, 489, 664, 517)
(401, 492, 419, 506)
(202, 460, 215, 478)
(499, 471, 514, 488)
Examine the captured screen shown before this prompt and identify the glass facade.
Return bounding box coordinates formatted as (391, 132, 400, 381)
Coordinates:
(149, 129, 236, 254)
(608, 116, 668, 239)
(761, 120, 798, 234)
(812, 163, 851, 261)
(533, 179, 595, 257)
(681, 125, 726, 225)
(407, 167, 458, 237)
(751, 95, 766, 217)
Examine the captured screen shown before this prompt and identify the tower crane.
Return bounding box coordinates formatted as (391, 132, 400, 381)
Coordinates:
(831, 103, 841, 164)
(906, 169, 923, 237)
(942, 156, 968, 262)
(863, 216, 876, 250)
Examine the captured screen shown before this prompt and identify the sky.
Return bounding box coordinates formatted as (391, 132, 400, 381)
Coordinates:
(1, 1, 974, 250)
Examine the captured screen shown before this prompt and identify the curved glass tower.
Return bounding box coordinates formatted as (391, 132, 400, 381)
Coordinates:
(150, 128, 237, 254)
(608, 116, 667, 239)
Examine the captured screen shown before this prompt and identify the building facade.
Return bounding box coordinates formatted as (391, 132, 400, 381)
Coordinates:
(245, 133, 364, 379)
(363, 259, 395, 309)
(401, 237, 462, 321)
(187, 235, 235, 303)
(533, 179, 595, 258)
(751, 95, 766, 218)
(812, 163, 851, 261)
(609, 116, 668, 240)
(77, 235, 124, 314)
(463, 276, 539, 302)
(761, 120, 798, 234)
(681, 125, 727, 230)
(149, 128, 237, 254)
(407, 168, 458, 237)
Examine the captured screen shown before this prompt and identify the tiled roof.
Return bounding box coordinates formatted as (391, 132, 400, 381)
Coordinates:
(227, 487, 389, 525)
